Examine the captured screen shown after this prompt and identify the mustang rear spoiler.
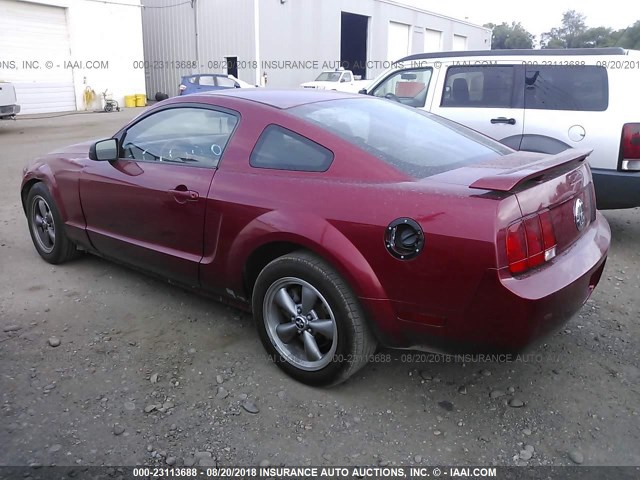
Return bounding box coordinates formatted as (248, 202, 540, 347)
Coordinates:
(469, 148, 592, 192)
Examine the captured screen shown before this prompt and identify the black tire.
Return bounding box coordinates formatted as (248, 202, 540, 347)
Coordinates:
(252, 251, 377, 386)
(26, 183, 78, 264)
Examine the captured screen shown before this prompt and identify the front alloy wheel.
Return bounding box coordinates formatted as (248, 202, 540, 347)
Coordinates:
(25, 182, 78, 264)
(30, 195, 56, 254)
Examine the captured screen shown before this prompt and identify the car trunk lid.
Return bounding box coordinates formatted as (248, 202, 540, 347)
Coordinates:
(430, 148, 596, 272)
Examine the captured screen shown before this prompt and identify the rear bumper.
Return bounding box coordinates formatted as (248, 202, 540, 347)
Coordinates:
(592, 168, 640, 209)
(362, 212, 610, 352)
(0, 104, 20, 117)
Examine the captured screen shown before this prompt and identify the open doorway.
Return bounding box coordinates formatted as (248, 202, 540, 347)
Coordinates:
(340, 12, 368, 79)
(225, 56, 238, 78)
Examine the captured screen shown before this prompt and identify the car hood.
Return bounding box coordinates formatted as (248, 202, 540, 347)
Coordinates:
(48, 140, 95, 156)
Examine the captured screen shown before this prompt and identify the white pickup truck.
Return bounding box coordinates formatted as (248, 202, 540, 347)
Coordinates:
(0, 82, 20, 119)
(300, 69, 370, 93)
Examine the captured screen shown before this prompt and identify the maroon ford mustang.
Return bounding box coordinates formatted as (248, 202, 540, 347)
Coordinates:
(21, 89, 610, 385)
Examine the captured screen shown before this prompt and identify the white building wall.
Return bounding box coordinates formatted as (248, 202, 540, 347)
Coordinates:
(66, 0, 146, 111)
(141, 0, 198, 98)
(0, 0, 146, 114)
(0, 0, 76, 113)
(258, 0, 491, 88)
(257, 0, 341, 89)
(197, 0, 257, 85)
(141, 0, 490, 91)
(141, 0, 256, 97)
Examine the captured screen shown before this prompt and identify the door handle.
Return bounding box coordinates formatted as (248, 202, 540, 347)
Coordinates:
(169, 186, 199, 203)
(491, 117, 516, 125)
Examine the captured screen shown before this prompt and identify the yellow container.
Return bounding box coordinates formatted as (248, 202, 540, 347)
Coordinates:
(135, 94, 146, 107)
(124, 95, 136, 108)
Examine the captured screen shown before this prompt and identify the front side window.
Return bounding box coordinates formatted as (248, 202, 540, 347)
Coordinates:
(525, 66, 608, 111)
(121, 107, 238, 168)
(290, 98, 511, 178)
(441, 66, 516, 108)
(250, 125, 334, 172)
(370, 68, 433, 107)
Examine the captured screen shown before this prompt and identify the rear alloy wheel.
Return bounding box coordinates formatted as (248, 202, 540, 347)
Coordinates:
(253, 252, 376, 386)
(26, 183, 78, 264)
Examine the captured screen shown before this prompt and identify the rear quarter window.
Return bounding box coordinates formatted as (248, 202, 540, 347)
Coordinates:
(250, 125, 334, 172)
(524, 66, 608, 111)
(198, 76, 216, 86)
(290, 98, 511, 178)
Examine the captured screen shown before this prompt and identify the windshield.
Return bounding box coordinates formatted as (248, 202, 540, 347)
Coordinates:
(314, 72, 341, 82)
(289, 98, 512, 178)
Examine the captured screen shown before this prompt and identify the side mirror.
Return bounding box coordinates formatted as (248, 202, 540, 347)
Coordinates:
(340, 78, 347, 83)
(358, 88, 368, 95)
(89, 138, 119, 161)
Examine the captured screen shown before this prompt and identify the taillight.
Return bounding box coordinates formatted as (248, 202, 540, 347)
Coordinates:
(620, 123, 640, 171)
(587, 184, 597, 222)
(524, 216, 544, 268)
(506, 222, 527, 274)
(506, 210, 557, 275)
(538, 210, 557, 261)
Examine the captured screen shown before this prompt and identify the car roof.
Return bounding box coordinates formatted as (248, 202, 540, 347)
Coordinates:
(181, 73, 227, 78)
(398, 47, 627, 64)
(198, 88, 360, 109)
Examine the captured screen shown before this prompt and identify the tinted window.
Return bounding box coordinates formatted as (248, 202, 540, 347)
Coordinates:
(343, 72, 353, 82)
(525, 66, 608, 111)
(122, 107, 238, 168)
(250, 125, 334, 172)
(441, 66, 515, 108)
(290, 98, 511, 178)
(371, 68, 433, 108)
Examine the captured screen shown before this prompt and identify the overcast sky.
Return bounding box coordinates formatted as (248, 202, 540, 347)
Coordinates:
(398, 0, 635, 42)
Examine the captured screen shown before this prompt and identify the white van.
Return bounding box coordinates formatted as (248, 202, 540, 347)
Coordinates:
(361, 48, 640, 209)
(0, 82, 20, 119)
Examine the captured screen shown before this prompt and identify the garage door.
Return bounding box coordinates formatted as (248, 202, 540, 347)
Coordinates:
(0, 0, 76, 114)
(387, 21, 410, 62)
(424, 29, 442, 52)
(453, 34, 468, 51)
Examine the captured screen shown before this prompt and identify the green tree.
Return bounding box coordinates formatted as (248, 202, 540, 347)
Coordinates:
(484, 22, 535, 49)
(613, 21, 640, 49)
(541, 10, 587, 48)
(576, 27, 617, 47)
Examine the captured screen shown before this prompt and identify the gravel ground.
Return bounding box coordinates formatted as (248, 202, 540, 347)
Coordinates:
(0, 111, 638, 468)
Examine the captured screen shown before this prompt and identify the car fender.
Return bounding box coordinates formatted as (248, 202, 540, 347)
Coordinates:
(21, 162, 67, 221)
(225, 209, 388, 301)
